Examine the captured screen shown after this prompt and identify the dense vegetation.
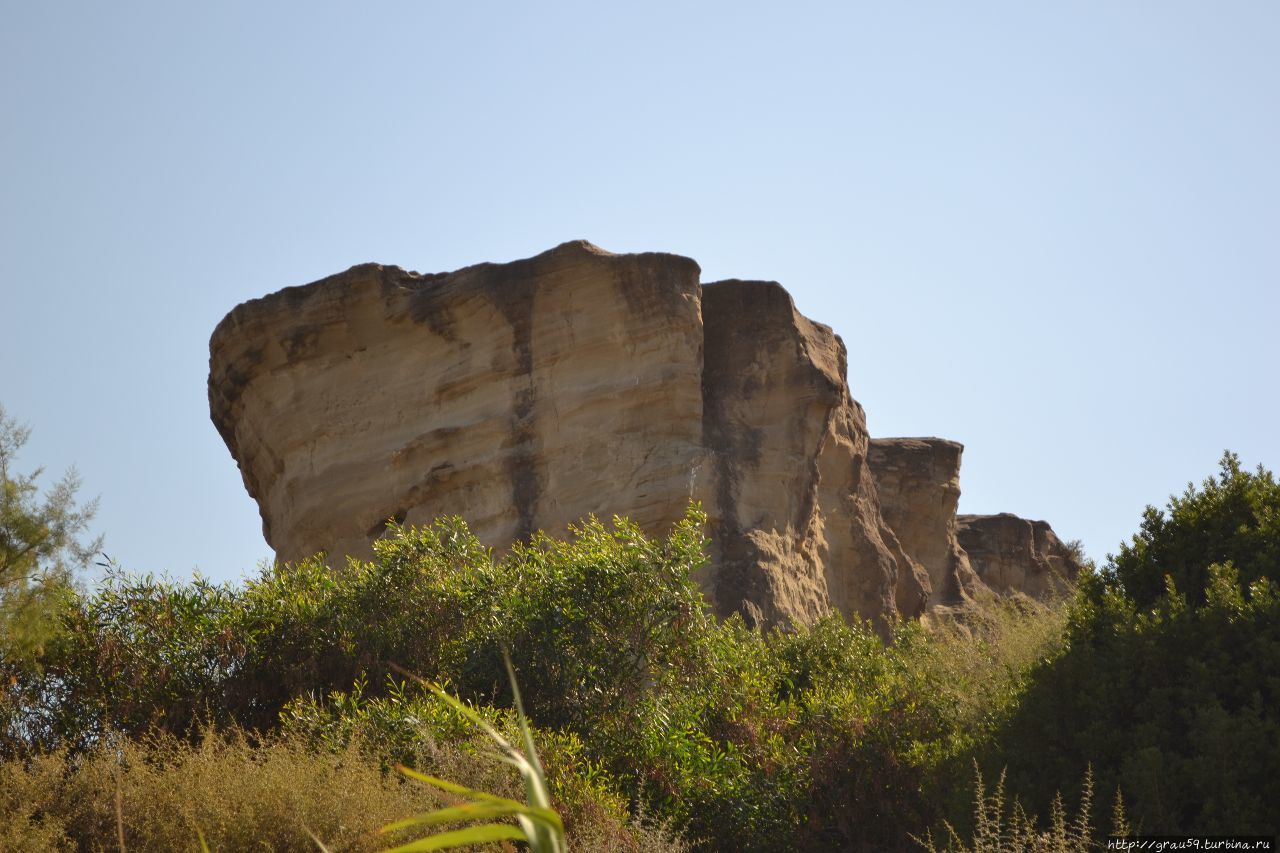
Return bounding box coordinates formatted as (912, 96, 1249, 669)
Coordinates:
(984, 453, 1280, 835)
(1, 435, 1277, 849)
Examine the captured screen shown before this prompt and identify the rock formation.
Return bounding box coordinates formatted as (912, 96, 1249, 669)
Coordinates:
(867, 438, 982, 605)
(956, 514, 1082, 599)
(700, 282, 928, 626)
(209, 240, 1078, 629)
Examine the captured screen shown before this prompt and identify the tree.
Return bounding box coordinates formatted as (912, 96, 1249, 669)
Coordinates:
(1107, 451, 1280, 609)
(0, 403, 100, 659)
(986, 453, 1280, 834)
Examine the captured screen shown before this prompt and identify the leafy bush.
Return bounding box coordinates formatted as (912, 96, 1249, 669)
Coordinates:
(982, 455, 1280, 836)
(4, 501, 1084, 851)
(987, 564, 1280, 834)
(1110, 451, 1280, 609)
(5, 509, 710, 752)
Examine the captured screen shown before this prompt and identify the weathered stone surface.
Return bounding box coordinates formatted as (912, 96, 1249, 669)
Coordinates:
(700, 282, 930, 627)
(955, 513, 1083, 599)
(211, 241, 1081, 624)
(209, 241, 928, 629)
(867, 438, 981, 605)
(209, 240, 705, 567)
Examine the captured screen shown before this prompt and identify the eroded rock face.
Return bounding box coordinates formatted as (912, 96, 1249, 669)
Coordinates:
(700, 282, 929, 626)
(955, 513, 1083, 599)
(211, 240, 1080, 624)
(209, 241, 705, 568)
(209, 241, 928, 629)
(867, 438, 981, 605)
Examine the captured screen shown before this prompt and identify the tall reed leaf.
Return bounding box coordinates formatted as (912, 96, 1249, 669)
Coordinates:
(377, 651, 567, 853)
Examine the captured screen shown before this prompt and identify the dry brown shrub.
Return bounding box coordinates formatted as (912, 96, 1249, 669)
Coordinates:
(0, 728, 684, 852)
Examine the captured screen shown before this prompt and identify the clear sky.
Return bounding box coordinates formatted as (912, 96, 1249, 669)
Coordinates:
(3, 2, 1277, 584)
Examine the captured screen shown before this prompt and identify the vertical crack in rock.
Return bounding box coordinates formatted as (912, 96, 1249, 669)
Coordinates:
(479, 262, 540, 544)
(699, 282, 757, 623)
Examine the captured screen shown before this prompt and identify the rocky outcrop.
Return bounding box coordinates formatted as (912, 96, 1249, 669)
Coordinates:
(956, 513, 1083, 599)
(210, 240, 1080, 626)
(209, 241, 705, 569)
(867, 438, 981, 605)
(209, 241, 928, 630)
(700, 283, 929, 626)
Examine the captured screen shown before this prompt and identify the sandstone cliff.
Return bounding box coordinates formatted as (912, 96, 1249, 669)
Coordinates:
(210, 240, 1075, 627)
(867, 438, 982, 605)
(956, 513, 1083, 599)
(700, 282, 928, 626)
(210, 241, 926, 629)
(209, 242, 704, 568)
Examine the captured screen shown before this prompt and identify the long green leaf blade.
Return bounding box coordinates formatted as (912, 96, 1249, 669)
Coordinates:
(392, 765, 518, 806)
(380, 822, 527, 852)
(427, 686, 514, 755)
(381, 801, 562, 834)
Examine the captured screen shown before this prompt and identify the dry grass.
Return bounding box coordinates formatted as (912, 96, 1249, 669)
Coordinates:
(0, 728, 686, 852)
(916, 591, 1071, 734)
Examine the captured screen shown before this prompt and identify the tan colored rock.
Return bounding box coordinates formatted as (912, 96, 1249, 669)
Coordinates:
(955, 513, 1083, 599)
(700, 282, 930, 627)
(209, 241, 928, 630)
(209, 240, 705, 566)
(867, 438, 981, 605)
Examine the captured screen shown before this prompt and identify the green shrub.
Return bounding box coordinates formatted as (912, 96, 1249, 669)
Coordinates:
(5, 508, 710, 752)
(974, 451, 1280, 838)
(987, 562, 1280, 834)
(1110, 451, 1280, 609)
(2, 501, 1088, 850)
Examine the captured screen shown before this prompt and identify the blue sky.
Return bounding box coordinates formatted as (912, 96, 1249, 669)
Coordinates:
(3, 2, 1277, 583)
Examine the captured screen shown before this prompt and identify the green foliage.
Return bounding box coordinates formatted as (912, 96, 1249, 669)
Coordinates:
(3, 501, 1075, 851)
(1109, 451, 1280, 609)
(989, 564, 1280, 833)
(7, 569, 246, 753)
(7, 508, 709, 752)
(375, 653, 566, 853)
(7, 446, 1277, 846)
(0, 402, 100, 661)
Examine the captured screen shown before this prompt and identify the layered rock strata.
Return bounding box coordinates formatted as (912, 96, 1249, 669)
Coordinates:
(210, 239, 1079, 628)
(209, 242, 705, 568)
(210, 241, 927, 629)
